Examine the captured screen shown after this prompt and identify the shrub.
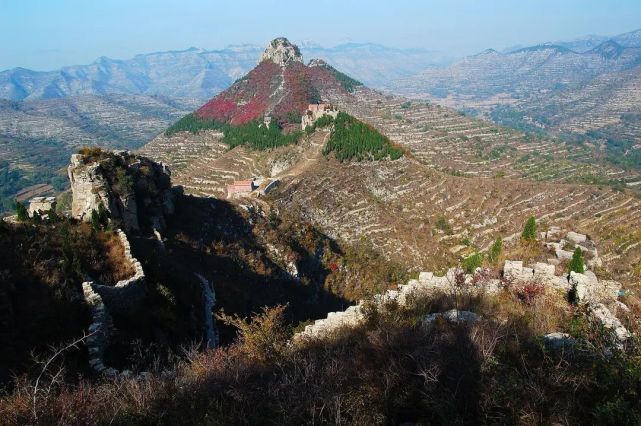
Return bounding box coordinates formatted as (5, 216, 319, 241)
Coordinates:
(91, 209, 101, 232)
(488, 237, 503, 264)
(521, 216, 537, 243)
(569, 247, 585, 273)
(77, 146, 107, 163)
(514, 281, 545, 305)
(435, 216, 453, 235)
(462, 253, 483, 274)
(15, 201, 28, 221)
(217, 305, 289, 363)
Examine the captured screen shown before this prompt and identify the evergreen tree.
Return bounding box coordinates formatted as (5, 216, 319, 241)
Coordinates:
(91, 208, 101, 232)
(15, 201, 28, 221)
(323, 112, 403, 162)
(488, 237, 503, 264)
(569, 247, 585, 274)
(521, 216, 537, 243)
(97, 203, 109, 226)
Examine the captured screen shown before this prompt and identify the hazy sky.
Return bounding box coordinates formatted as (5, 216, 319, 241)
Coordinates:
(2, 0, 640, 71)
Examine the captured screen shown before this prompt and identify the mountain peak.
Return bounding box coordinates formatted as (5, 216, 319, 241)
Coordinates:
(589, 40, 625, 59)
(259, 37, 303, 66)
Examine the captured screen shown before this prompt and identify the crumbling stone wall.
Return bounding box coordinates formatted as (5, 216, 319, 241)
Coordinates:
(295, 232, 630, 345)
(82, 281, 117, 377)
(80, 229, 146, 376)
(195, 273, 218, 349)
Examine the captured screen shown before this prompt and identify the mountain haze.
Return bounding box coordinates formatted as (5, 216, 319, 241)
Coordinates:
(0, 43, 447, 102)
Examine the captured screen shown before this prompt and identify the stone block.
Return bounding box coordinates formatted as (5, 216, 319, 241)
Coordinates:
(567, 232, 587, 244)
(418, 272, 433, 283)
(534, 262, 556, 276)
(556, 249, 573, 261)
(504, 260, 523, 278)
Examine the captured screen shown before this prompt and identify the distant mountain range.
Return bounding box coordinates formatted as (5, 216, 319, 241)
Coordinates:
(390, 34, 641, 103)
(0, 43, 450, 102)
(388, 29, 641, 164)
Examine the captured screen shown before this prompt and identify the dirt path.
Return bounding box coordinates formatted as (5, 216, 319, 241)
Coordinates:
(274, 129, 330, 179)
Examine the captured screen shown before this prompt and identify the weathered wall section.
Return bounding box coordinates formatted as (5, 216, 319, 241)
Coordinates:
(82, 281, 117, 377)
(295, 234, 629, 345)
(81, 228, 145, 376)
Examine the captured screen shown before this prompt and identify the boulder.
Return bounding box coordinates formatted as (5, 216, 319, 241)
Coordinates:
(504, 260, 523, 278)
(589, 303, 630, 342)
(534, 262, 556, 276)
(541, 332, 576, 351)
(556, 249, 573, 261)
(570, 271, 593, 304)
(567, 232, 587, 244)
(423, 309, 481, 326)
(418, 271, 434, 283)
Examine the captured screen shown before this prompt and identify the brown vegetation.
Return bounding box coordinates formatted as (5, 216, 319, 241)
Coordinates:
(2, 284, 639, 425)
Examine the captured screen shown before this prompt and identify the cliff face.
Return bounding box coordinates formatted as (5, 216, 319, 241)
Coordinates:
(68, 150, 180, 233)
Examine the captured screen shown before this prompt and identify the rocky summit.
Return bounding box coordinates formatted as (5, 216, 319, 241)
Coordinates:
(194, 38, 361, 125)
(259, 37, 304, 66)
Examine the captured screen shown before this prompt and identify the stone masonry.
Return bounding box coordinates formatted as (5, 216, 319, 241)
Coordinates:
(81, 229, 145, 376)
(295, 232, 630, 345)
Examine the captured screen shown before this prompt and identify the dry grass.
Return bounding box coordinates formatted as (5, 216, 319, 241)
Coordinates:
(2, 287, 640, 424)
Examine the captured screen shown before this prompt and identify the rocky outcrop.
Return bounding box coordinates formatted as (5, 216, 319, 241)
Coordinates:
(259, 37, 303, 66)
(68, 154, 112, 224)
(68, 150, 179, 233)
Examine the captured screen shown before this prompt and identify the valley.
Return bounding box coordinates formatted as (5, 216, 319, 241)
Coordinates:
(0, 94, 198, 211)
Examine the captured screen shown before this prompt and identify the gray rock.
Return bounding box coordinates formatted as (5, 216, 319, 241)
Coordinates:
(259, 38, 303, 66)
(423, 309, 481, 326)
(541, 332, 576, 351)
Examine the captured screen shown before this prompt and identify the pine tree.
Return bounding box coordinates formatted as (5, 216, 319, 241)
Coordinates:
(488, 237, 503, 264)
(97, 203, 109, 226)
(569, 247, 585, 274)
(521, 217, 537, 243)
(15, 201, 28, 221)
(91, 208, 101, 232)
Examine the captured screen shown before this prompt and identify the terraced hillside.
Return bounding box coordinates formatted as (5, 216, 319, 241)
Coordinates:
(390, 41, 641, 112)
(142, 39, 641, 284)
(491, 65, 641, 156)
(143, 95, 641, 284)
(334, 89, 641, 186)
(0, 94, 198, 212)
(386, 35, 641, 171)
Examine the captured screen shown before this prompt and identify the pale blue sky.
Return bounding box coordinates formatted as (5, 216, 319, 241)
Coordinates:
(1, 0, 640, 71)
